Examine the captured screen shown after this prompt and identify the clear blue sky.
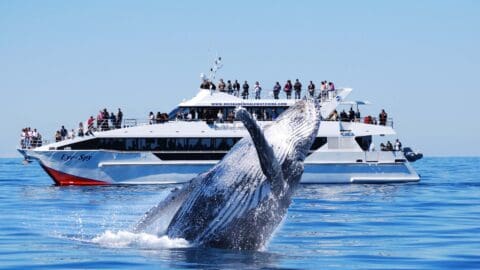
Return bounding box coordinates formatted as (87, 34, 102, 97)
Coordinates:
(1, 0, 479, 157)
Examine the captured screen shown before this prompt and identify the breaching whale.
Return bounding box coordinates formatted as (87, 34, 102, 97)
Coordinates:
(134, 98, 321, 250)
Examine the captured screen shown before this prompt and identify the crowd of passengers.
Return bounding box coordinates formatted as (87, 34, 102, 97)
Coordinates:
(148, 111, 170, 124)
(200, 78, 337, 100)
(380, 139, 402, 152)
(172, 108, 282, 123)
(327, 108, 389, 126)
(20, 127, 43, 149)
(52, 108, 124, 142)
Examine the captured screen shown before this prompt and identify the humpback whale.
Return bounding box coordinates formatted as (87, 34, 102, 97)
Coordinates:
(134, 98, 321, 250)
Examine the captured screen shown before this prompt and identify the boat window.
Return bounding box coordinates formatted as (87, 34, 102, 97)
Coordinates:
(200, 138, 213, 150)
(126, 138, 137, 151)
(214, 138, 230, 150)
(176, 138, 186, 150)
(187, 138, 199, 150)
(355, 136, 372, 151)
(58, 138, 99, 150)
(60, 137, 242, 152)
(165, 138, 176, 150)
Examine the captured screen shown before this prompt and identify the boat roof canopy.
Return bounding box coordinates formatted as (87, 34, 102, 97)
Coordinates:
(340, 100, 372, 106)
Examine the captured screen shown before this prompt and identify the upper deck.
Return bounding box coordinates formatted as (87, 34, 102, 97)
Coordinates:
(176, 88, 351, 120)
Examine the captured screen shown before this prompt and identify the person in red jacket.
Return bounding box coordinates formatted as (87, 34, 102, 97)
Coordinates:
(284, 80, 292, 99)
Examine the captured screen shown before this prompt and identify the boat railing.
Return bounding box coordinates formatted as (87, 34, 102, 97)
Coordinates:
(326, 117, 394, 128)
(214, 88, 339, 102)
(19, 139, 50, 150)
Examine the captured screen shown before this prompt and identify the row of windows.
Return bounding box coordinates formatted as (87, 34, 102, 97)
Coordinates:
(59, 137, 329, 152)
(60, 137, 241, 151)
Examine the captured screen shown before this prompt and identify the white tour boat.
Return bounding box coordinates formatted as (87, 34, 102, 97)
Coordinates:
(18, 85, 421, 185)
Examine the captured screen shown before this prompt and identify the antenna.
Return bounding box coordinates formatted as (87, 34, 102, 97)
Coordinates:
(209, 56, 223, 81)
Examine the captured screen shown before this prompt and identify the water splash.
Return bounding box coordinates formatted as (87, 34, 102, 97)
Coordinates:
(91, 230, 190, 249)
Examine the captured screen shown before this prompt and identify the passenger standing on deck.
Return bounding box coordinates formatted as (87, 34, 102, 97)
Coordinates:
(254, 81, 262, 99)
(308, 81, 315, 98)
(227, 80, 233, 94)
(349, 107, 355, 122)
(97, 111, 103, 130)
(20, 129, 26, 149)
(102, 109, 110, 131)
(379, 109, 388, 126)
(36, 132, 43, 147)
(110, 112, 116, 129)
(386, 141, 393, 151)
(233, 80, 240, 97)
(86, 116, 95, 135)
(242, 80, 249, 99)
(60, 126, 68, 141)
(78, 122, 84, 137)
(149, 112, 155, 125)
(31, 128, 38, 147)
(116, 108, 123, 129)
(294, 79, 302, 99)
(284, 80, 292, 99)
(156, 112, 163, 123)
(328, 81, 335, 99)
(55, 131, 62, 142)
(209, 81, 216, 91)
(200, 79, 210, 89)
(394, 139, 402, 151)
(218, 79, 226, 92)
(24, 128, 31, 148)
(273, 82, 281, 99)
(319, 81, 327, 100)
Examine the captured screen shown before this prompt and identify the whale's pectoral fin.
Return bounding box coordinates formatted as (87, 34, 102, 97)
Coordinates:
(235, 108, 284, 191)
(133, 181, 195, 233)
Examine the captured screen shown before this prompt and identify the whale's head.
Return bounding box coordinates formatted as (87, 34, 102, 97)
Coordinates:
(266, 98, 321, 164)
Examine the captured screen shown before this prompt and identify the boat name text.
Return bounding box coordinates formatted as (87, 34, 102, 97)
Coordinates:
(210, 102, 288, 106)
(60, 154, 92, 162)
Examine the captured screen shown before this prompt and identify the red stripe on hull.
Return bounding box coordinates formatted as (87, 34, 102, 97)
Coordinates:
(40, 164, 109, 186)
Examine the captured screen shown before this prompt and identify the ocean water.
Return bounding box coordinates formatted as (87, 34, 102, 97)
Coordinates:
(0, 157, 479, 269)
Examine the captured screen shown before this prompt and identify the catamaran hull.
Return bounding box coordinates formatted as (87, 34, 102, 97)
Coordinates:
(19, 149, 420, 185)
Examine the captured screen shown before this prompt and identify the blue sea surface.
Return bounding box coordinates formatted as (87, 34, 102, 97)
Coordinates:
(0, 157, 479, 269)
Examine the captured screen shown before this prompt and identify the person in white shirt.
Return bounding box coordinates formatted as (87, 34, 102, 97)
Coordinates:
(149, 112, 155, 125)
(254, 81, 262, 99)
(394, 139, 402, 151)
(20, 129, 26, 149)
(217, 110, 224, 123)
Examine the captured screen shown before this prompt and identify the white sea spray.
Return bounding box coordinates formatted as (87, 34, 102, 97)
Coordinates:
(92, 230, 190, 249)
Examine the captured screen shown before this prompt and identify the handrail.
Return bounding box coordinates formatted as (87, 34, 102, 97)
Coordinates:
(325, 116, 394, 128)
(213, 88, 339, 101)
(19, 139, 49, 149)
